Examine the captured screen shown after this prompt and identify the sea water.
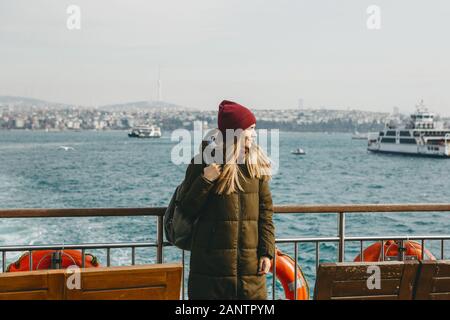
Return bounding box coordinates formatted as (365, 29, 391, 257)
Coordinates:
(1, 130, 449, 297)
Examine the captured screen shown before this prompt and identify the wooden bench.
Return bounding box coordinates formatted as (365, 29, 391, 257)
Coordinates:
(0, 263, 182, 300)
(314, 261, 420, 300)
(415, 260, 450, 300)
(0, 269, 63, 300)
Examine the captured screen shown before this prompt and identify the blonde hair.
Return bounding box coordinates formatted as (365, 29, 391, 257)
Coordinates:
(209, 131, 272, 195)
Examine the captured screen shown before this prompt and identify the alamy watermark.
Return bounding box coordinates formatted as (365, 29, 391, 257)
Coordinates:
(65, 5, 381, 31)
(366, 265, 381, 290)
(66, 5, 81, 30)
(170, 121, 280, 175)
(366, 5, 381, 30)
(65, 265, 81, 290)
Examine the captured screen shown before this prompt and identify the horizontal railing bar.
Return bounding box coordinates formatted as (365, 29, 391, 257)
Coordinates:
(0, 242, 158, 252)
(2, 235, 449, 252)
(275, 235, 450, 243)
(1, 203, 450, 218)
(273, 203, 450, 213)
(0, 207, 166, 218)
(346, 235, 450, 241)
(276, 237, 340, 243)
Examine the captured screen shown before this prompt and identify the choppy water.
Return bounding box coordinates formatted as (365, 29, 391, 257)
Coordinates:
(1, 130, 449, 298)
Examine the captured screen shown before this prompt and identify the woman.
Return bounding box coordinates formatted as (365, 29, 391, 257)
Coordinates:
(179, 100, 275, 300)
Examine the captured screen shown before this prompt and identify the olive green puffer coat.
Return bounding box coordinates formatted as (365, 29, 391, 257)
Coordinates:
(179, 155, 275, 300)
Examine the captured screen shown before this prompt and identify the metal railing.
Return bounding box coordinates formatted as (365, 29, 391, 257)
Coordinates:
(1, 204, 450, 300)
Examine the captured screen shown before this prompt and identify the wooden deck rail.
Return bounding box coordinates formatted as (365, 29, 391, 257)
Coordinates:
(1, 203, 450, 218)
(2, 204, 450, 265)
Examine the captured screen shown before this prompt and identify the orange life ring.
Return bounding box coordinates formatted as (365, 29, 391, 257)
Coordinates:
(269, 248, 310, 300)
(354, 240, 435, 262)
(6, 250, 100, 272)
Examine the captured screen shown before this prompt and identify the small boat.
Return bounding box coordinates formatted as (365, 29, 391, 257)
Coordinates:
(291, 148, 306, 155)
(128, 125, 162, 138)
(352, 131, 368, 140)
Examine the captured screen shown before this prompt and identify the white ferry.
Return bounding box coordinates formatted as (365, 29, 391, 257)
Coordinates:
(368, 101, 450, 157)
(128, 125, 162, 138)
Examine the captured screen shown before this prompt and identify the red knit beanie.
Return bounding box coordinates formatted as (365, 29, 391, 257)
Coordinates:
(217, 100, 256, 134)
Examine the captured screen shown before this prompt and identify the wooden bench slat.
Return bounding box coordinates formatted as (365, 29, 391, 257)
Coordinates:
(66, 286, 169, 300)
(77, 270, 168, 290)
(0, 290, 50, 300)
(429, 292, 450, 300)
(331, 294, 399, 300)
(0, 272, 49, 291)
(436, 262, 450, 276)
(432, 277, 450, 293)
(332, 279, 400, 297)
(65, 263, 182, 300)
(333, 262, 405, 281)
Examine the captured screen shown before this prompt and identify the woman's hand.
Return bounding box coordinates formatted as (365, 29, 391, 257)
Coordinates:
(258, 256, 271, 275)
(203, 163, 221, 182)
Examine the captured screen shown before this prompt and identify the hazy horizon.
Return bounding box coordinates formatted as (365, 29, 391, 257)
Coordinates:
(1, 0, 449, 114)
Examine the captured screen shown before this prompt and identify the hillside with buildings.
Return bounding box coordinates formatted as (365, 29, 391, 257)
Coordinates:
(0, 96, 397, 133)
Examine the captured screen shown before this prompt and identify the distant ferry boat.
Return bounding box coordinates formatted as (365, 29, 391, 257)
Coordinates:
(128, 125, 161, 138)
(352, 131, 368, 140)
(368, 101, 450, 157)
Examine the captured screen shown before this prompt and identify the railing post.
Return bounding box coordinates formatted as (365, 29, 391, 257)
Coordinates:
(2, 251, 6, 272)
(157, 215, 164, 263)
(398, 239, 405, 261)
(338, 212, 345, 262)
(29, 250, 33, 271)
(181, 250, 185, 300)
(81, 249, 86, 268)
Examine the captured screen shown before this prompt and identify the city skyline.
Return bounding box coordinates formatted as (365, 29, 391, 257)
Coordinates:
(1, 95, 448, 119)
(1, 0, 449, 113)
(0, 99, 391, 132)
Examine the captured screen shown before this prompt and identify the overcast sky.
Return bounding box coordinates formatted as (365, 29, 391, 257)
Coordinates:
(1, 0, 449, 114)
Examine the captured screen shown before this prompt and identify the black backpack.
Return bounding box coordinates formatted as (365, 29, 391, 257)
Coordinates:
(163, 183, 197, 251)
(165, 134, 218, 250)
